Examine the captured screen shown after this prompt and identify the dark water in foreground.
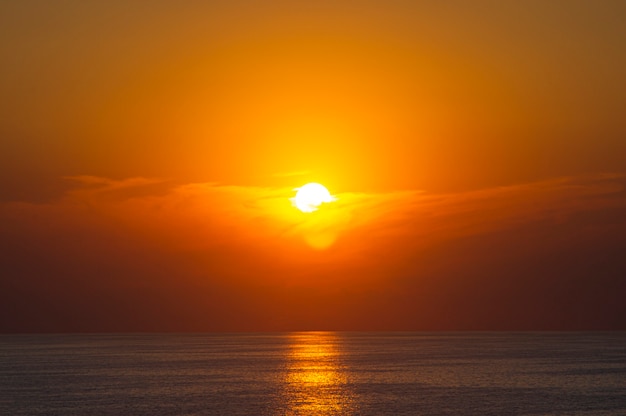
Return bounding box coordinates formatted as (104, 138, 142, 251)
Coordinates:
(1, 332, 625, 415)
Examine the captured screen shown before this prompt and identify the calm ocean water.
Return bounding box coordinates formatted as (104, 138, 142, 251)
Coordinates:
(1, 332, 625, 415)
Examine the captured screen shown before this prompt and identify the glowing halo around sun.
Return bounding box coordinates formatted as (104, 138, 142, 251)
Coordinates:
(291, 183, 336, 213)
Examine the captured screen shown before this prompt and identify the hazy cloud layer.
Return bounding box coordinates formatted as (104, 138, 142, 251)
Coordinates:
(1, 173, 625, 331)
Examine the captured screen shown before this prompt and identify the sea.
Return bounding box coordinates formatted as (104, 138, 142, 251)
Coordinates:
(1, 332, 625, 415)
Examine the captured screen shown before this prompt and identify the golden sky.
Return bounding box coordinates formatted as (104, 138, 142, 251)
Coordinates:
(1, 1, 625, 331)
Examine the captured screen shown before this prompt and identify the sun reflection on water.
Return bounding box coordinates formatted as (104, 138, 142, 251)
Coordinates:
(282, 332, 356, 415)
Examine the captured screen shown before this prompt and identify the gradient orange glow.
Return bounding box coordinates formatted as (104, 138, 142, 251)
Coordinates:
(0, 1, 625, 332)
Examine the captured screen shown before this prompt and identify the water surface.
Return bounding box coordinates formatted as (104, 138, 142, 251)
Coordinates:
(1, 332, 625, 415)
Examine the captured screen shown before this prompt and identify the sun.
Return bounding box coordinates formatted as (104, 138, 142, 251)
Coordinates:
(291, 183, 335, 213)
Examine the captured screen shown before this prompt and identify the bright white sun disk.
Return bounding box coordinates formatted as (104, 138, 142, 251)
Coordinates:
(291, 183, 335, 213)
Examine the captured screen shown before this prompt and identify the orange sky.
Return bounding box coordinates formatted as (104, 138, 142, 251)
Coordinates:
(1, 1, 625, 331)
